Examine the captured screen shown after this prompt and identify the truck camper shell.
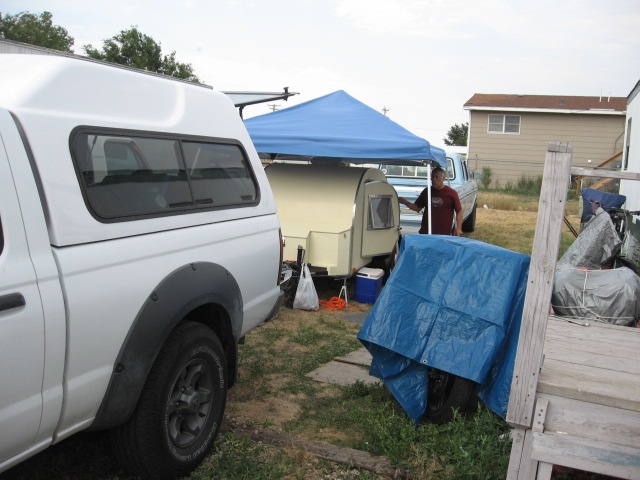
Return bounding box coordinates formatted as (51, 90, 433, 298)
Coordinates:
(0, 54, 275, 247)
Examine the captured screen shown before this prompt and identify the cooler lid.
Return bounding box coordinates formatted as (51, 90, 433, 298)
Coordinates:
(357, 267, 384, 279)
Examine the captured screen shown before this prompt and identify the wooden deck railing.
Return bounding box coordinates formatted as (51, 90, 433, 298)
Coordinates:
(506, 142, 640, 479)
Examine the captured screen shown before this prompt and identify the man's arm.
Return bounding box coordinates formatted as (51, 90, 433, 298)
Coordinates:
(454, 208, 463, 236)
(398, 197, 422, 213)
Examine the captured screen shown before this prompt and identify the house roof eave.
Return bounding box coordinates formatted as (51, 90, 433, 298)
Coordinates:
(464, 105, 626, 116)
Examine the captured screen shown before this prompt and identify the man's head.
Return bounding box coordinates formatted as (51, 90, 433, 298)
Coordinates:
(432, 167, 446, 189)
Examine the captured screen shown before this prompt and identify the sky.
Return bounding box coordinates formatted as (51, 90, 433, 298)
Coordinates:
(3, 0, 639, 146)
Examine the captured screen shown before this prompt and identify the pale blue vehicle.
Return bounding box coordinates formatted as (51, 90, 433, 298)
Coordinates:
(379, 152, 478, 233)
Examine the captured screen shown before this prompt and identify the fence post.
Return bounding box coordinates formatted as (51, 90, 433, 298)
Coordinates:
(506, 141, 573, 428)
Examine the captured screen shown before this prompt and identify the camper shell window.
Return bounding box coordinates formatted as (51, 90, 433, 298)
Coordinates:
(72, 129, 258, 221)
(368, 194, 394, 230)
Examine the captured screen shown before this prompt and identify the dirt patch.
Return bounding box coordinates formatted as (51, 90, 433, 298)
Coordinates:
(224, 275, 374, 432)
(227, 396, 302, 425)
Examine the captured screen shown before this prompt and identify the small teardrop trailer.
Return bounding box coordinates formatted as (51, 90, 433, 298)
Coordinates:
(265, 163, 400, 277)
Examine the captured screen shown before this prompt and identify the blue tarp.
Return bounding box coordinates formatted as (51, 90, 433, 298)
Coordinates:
(358, 235, 531, 422)
(244, 90, 446, 166)
(580, 188, 626, 224)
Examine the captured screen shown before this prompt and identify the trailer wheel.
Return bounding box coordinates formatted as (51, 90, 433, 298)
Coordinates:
(111, 322, 227, 480)
(425, 368, 475, 424)
(462, 203, 477, 233)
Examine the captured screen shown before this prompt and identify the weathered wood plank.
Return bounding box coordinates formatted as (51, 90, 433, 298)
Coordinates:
(531, 431, 640, 479)
(537, 360, 640, 411)
(544, 328, 640, 360)
(543, 339, 638, 374)
(220, 420, 411, 479)
(532, 397, 548, 433)
(507, 142, 573, 428)
(547, 316, 640, 339)
(536, 462, 553, 480)
(538, 393, 640, 447)
(571, 166, 640, 181)
(507, 428, 538, 480)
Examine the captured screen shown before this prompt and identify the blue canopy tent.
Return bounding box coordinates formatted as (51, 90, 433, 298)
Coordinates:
(244, 90, 445, 167)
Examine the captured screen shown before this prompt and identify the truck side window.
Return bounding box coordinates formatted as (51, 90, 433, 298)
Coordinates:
(446, 158, 455, 180)
(183, 142, 257, 206)
(385, 165, 402, 176)
(72, 131, 258, 220)
(416, 166, 429, 177)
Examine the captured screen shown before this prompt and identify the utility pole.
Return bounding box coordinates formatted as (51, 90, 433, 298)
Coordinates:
(268, 104, 279, 112)
(382, 106, 390, 117)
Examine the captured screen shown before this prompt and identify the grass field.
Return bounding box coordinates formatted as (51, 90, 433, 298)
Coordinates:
(469, 192, 581, 257)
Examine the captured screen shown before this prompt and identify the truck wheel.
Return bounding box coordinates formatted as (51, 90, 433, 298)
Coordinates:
(462, 203, 477, 233)
(425, 368, 475, 424)
(111, 322, 227, 480)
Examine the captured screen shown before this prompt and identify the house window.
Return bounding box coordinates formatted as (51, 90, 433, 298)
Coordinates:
(488, 114, 521, 134)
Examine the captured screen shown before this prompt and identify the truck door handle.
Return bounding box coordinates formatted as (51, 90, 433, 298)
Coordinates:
(0, 293, 26, 312)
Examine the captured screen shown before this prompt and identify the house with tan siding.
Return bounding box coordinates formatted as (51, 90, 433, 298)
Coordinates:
(463, 94, 626, 189)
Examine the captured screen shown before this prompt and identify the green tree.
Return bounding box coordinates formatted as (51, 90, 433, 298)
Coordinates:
(83, 27, 200, 82)
(444, 122, 468, 146)
(0, 11, 74, 52)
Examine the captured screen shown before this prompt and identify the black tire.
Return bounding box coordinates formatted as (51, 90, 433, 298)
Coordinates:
(382, 238, 400, 277)
(462, 203, 477, 233)
(111, 322, 227, 480)
(425, 368, 476, 424)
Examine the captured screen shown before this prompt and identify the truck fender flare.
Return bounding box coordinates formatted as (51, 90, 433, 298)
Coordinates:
(89, 261, 242, 431)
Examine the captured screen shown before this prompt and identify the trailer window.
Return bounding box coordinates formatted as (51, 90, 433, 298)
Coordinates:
(368, 195, 394, 229)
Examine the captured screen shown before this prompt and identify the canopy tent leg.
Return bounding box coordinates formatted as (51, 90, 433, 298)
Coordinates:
(339, 277, 349, 306)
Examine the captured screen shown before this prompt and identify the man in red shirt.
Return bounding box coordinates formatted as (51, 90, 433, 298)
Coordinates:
(398, 167, 463, 236)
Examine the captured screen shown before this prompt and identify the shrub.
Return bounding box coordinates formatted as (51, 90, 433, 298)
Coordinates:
(515, 174, 543, 194)
(480, 167, 493, 189)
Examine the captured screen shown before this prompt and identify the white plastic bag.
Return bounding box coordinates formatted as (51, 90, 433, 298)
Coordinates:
(293, 264, 319, 311)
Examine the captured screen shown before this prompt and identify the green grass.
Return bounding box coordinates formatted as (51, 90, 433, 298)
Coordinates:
(203, 301, 517, 479)
(282, 381, 512, 479)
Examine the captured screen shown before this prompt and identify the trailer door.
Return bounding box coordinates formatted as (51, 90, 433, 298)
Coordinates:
(361, 181, 399, 257)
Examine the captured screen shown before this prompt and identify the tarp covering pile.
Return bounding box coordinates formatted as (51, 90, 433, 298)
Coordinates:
(244, 90, 446, 166)
(580, 188, 626, 224)
(557, 208, 621, 269)
(357, 235, 530, 422)
(552, 207, 640, 327)
(552, 267, 640, 326)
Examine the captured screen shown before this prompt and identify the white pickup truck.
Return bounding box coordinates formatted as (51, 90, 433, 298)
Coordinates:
(379, 151, 478, 233)
(0, 54, 283, 479)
